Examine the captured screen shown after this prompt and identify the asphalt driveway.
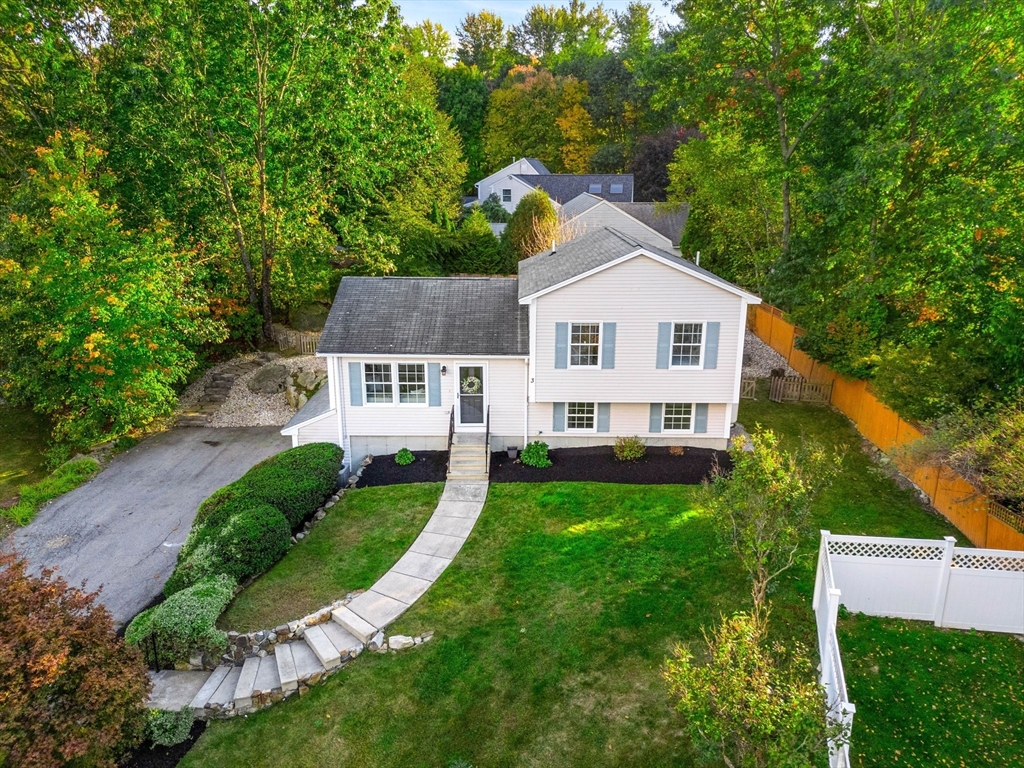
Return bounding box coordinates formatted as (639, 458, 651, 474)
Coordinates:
(7, 427, 291, 626)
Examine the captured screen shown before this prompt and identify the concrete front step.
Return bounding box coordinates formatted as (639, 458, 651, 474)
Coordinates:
(189, 666, 230, 711)
(332, 605, 376, 643)
(446, 472, 489, 481)
(303, 624, 341, 669)
(233, 656, 261, 710)
(275, 643, 298, 692)
(289, 639, 327, 682)
(206, 666, 242, 711)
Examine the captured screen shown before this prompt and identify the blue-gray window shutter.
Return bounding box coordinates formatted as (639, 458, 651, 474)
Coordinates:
(694, 403, 708, 433)
(656, 322, 672, 369)
(555, 323, 569, 369)
(597, 403, 611, 432)
(348, 362, 363, 406)
(649, 403, 662, 433)
(704, 322, 720, 369)
(428, 363, 441, 407)
(601, 323, 616, 369)
(553, 402, 565, 432)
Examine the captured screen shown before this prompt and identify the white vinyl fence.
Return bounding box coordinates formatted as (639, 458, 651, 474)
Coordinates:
(813, 531, 1024, 765)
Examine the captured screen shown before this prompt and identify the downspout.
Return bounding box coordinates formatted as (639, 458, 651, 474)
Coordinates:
(523, 358, 529, 449)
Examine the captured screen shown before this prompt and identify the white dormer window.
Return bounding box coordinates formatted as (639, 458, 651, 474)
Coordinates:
(610, 183, 623, 194)
(502, 188, 512, 203)
(570, 323, 600, 367)
(671, 323, 704, 367)
(588, 183, 602, 194)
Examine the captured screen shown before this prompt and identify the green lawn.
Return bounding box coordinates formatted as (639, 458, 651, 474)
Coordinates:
(219, 483, 444, 631)
(0, 404, 49, 504)
(181, 396, 1022, 768)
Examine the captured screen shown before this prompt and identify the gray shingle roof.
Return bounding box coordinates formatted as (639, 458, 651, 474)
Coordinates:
(517, 227, 758, 300)
(319, 277, 529, 357)
(514, 173, 633, 204)
(611, 202, 690, 246)
(282, 385, 332, 431)
(559, 194, 690, 246)
(523, 158, 550, 174)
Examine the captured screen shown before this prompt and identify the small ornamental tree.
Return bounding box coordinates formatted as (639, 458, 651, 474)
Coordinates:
(700, 428, 840, 608)
(506, 190, 558, 260)
(664, 611, 843, 768)
(0, 551, 150, 768)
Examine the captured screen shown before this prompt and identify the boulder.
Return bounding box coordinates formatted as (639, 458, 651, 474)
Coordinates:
(388, 635, 415, 651)
(248, 363, 288, 394)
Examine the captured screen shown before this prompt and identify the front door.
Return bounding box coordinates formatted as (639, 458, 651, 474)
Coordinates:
(456, 364, 485, 429)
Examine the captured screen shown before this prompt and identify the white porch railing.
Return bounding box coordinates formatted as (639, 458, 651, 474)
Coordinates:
(812, 530, 1024, 765)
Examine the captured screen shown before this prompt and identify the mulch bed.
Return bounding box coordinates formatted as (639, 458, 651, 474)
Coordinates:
(356, 450, 449, 488)
(489, 446, 732, 485)
(120, 720, 206, 768)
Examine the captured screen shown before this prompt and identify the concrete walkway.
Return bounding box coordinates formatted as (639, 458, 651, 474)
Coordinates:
(150, 479, 489, 717)
(333, 480, 488, 640)
(8, 427, 290, 626)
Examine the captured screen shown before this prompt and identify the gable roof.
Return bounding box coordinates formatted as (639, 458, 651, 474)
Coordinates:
(281, 384, 332, 433)
(522, 158, 550, 174)
(559, 193, 690, 247)
(517, 227, 761, 302)
(319, 277, 529, 357)
(514, 173, 633, 204)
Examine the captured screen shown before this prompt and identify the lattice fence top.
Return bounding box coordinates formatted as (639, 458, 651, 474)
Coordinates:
(827, 539, 945, 561)
(952, 552, 1024, 572)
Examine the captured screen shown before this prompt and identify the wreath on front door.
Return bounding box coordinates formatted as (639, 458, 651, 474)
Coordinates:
(461, 375, 482, 395)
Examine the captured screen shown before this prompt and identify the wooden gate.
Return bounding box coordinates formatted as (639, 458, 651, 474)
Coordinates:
(769, 375, 833, 405)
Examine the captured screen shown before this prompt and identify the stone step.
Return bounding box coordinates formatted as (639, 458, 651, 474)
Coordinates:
(320, 621, 362, 657)
(253, 654, 282, 697)
(332, 605, 376, 643)
(303, 624, 341, 669)
(289, 640, 327, 682)
(447, 471, 489, 482)
(206, 666, 242, 711)
(233, 656, 260, 710)
(189, 666, 230, 711)
(275, 643, 298, 692)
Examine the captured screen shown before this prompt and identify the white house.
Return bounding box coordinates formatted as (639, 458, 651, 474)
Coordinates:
(472, 157, 634, 213)
(282, 227, 760, 474)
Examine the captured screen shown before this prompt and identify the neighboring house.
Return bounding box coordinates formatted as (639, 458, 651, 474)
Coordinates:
(559, 193, 689, 254)
(283, 227, 760, 469)
(472, 157, 634, 213)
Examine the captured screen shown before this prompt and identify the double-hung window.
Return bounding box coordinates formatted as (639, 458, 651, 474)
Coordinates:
(671, 323, 704, 367)
(364, 362, 427, 405)
(364, 363, 393, 404)
(502, 188, 512, 203)
(570, 323, 600, 367)
(662, 403, 693, 431)
(397, 363, 426, 404)
(567, 402, 595, 430)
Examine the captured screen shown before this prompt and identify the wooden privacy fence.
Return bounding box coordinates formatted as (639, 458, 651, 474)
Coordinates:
(273, 325, 321, 355)
(749, 303, 1024, 551)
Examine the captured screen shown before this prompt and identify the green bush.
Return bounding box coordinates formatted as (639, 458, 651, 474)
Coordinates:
(146, 706, 194, 747)
(4, 456, 100, 525)
(127, 575, 235, 667)
(395, 448, 415, 466)
(614, 435, 647, 462)
(521, 441, 552, 468)
(165, 505, 290, 595)
(233, 442, 343, 529)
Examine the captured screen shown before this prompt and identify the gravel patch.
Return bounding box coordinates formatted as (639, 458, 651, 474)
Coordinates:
(742, 330, 798, 378)
(209, 356, 326, 428)
(176, 354, 262, 413)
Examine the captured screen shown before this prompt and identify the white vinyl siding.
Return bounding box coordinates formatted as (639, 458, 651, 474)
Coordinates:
(341, 357, 526, 439)
(528, 401, 729, 441)
(532, 254, 743, 404)
(294, 413, 340, 446)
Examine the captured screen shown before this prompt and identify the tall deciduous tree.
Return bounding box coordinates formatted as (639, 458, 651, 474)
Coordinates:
(0, 130, 224, 447)
(455, 10, 512, 79)
(436, 63, 490, 192)
(656, 0, 836, 254)
(101, 0, 450, 339)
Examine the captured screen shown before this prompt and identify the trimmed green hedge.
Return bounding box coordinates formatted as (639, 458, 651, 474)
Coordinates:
(165, 504, 290, 595)
(165, 443, 342, 598)
(127, 575, 235, 668)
